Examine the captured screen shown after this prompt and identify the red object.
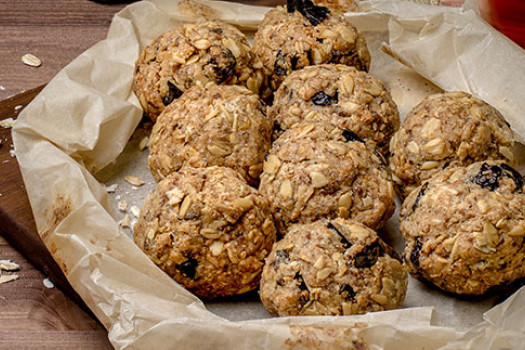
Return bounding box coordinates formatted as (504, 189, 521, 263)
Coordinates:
(480, 0, 525, 49)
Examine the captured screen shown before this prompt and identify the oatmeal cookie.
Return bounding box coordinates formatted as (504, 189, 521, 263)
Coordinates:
(260, 219, 407, 316)
(259, 122, 395, 235)
(252, 4, 370, 99)
(148, 84, 272, 185)
(133, 21, 264, 121)
(133, 166, 276, 299)
(401, 161, 525, 295)
(269, 64, 399, 155)
(389, 91, 515, 198)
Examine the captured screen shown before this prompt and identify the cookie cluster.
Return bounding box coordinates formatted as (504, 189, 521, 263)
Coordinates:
(130, 0, 410, 314)
(391, 91, 523, 295)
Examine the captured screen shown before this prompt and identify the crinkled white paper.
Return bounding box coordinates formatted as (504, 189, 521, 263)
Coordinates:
(12, 0, 525, 348)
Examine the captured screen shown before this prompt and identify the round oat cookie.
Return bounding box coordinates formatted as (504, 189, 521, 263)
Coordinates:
(133, 21, 264, 121)
(389, 91, 515, 198)
(133, 166, 276, 299)
(148, 84, 272, 185)
(259, 219, 407, 316)
(259, 122, 395, 235)
(269, 64, 400, 155)
(252, 5, 370, 100)
(401, 161, 525, 295)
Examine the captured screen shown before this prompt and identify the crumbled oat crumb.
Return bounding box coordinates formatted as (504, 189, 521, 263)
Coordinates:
(9, 149, 16, 158)
(0, 118, 15, 129)
(0, 274, 19, 285)
(0, 260, 19, 271)
(139, 136, 149, 151)
(14, 105, 23, 112)
(125, 175, 144, 186)
(105, 183, 119, 193)
(43, 277, 54, 289)
(130, 205, 141, 217)
(0, 85, 5, 91)
(21, 53, 42, 67)
(118, 200, 128, 212)
(119, 214, 131, 228)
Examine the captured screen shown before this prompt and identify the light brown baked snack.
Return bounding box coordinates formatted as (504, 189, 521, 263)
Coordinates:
(312, 0, 357, 12)
(269, 64, 400, 155)
(133, 21, 264, 121)
(401, 161, 525, 295)
(133, 166, 276, 299)
(389, 91, 515, 198)
(252, 4, 370, 100)
(260, 219, 407, 316)
(259, 122, 395, 235)
(148, 84, 272, 185)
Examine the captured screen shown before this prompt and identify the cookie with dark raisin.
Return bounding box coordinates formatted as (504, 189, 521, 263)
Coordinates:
(252, 5, 370, 100)
(389, 91, 515, 198)
(133, 21, 264, 121)
(259, 219, 407, 316)
(133, 166, 276, 299)
(259, 122, 395, 235)
(148, 84, 272, 185)
(400, 161, 525, 295)
(269, 64, 400, 155)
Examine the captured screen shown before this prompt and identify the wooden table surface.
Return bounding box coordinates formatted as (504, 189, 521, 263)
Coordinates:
(0, 0, 489, 348)
(0, 2, 131, 348)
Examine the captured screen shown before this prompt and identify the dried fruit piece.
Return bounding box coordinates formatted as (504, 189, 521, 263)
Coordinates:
(410, 237, 422, 267)
(177, 258, 198, 279)
(339, 284, 356, 301)
(311, 91, 337, 106)
(412, 182, 429, 211)
(162, 81, 183, 106)
(354, 241, 382, 268)
(342, 130, 364, 143)
(473, 162, 502, 191)
(327, 222, 352, 248)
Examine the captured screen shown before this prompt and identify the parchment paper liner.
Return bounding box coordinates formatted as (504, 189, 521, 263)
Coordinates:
(12, 0, 525, 348)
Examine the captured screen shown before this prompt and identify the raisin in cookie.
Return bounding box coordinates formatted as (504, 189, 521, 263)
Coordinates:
(133, 166, 276, 299)
(269, 64, 399, 155)
(148, 84, 272, 185)
(260, 219, 407, 316)
(252, 4, 370, 100)
(133, 21, 264, 121)
(401, 161, 525, 295)
(259, 122, 395, 235)
(390, 91, 515, 198)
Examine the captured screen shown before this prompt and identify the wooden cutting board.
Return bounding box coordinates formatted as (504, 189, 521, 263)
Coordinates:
(0, 86, 89, 309)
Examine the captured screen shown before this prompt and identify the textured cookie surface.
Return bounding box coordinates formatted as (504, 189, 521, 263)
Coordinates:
(269, 64, 399, 155)
(252, 6, 370, 99)
(133, 167, 276, 299)
(260, 219, 407, 316)
(133, 21, 264, 120)
(401, 161, 525, 295)
(259, 122, 395, 235)
(390, 91, 514, 198)
(148, 84, 272, 185)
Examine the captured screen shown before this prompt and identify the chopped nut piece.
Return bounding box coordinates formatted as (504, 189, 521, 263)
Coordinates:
(210, 241, 224, 256)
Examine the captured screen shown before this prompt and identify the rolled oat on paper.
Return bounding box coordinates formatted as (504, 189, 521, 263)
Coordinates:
(11, 0, 525, 348)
